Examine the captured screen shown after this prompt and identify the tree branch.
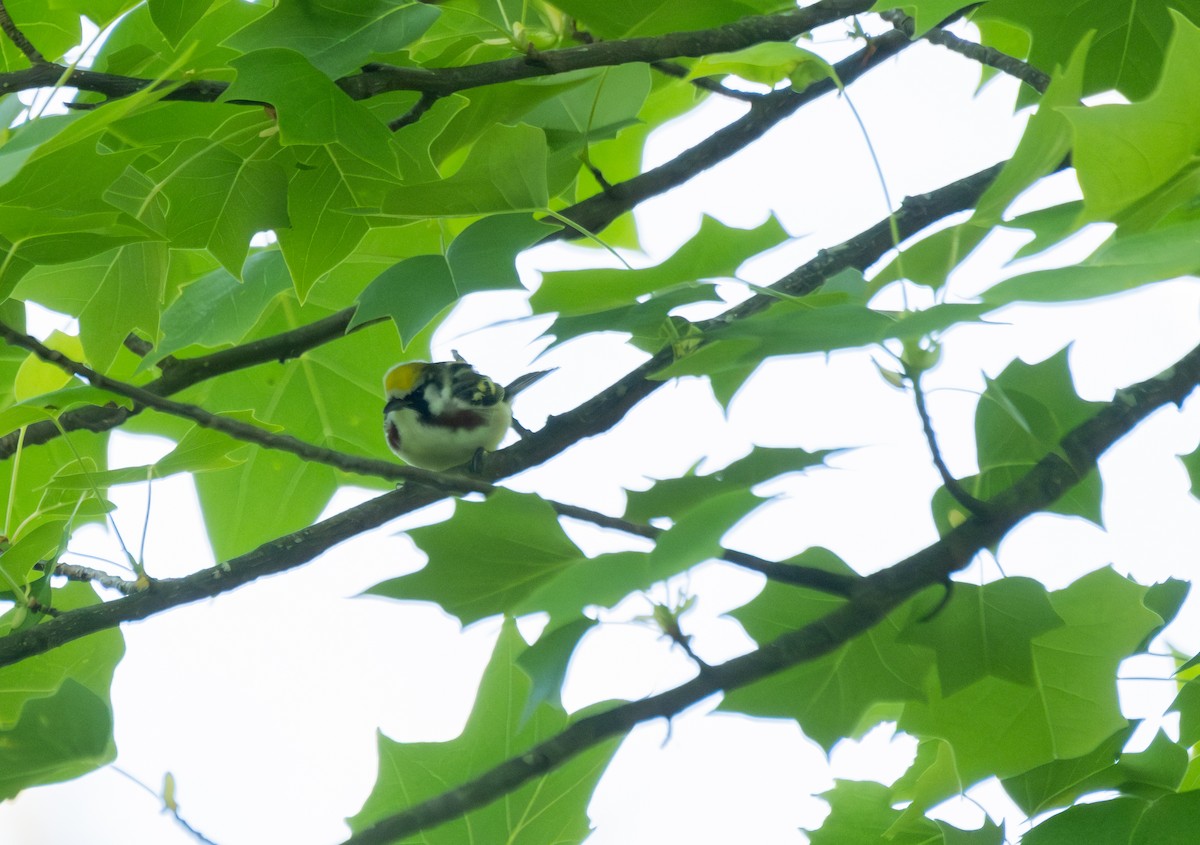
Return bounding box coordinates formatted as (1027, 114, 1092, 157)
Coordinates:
(0, 1, 875, 106)
(880, 9, 1050, 94)
(545, 26, 915, 241)
(0, 310, 371, 460)
(0, 1, 45, 64)
(340, 341, 1200, 845)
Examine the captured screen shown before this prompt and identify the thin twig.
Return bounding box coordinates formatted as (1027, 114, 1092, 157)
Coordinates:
(388, 90, 440, 131)
(0, 0, 45, 64)
(110, 767, 222, 845)
(909, 370, 990, 515)
(881, 9, 1050, 94)
(649, 59, 763, 101)
(35, 561, 140, 595)
(552, 501, 859, 596)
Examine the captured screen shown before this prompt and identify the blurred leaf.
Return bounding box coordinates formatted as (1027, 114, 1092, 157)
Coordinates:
(899, 577, 1064, 695)
(225, 0, 440, 77)
(532, 215, 788, 316)
(1064, 13, 1200, 220)
(351, 213, 556, 341)
(899, 569, 1164, 783)
(148, 0, 217, 46)
(515, 616, 596, 723)
(366, 490, 585, 625)
(625, 446, 831, 522)
(143, 250, 293, 369)
(0, 680, 115, 801)
(381, 124, 550, 217)
(688, 42, 837, 88)
(722, 548, 935, 748)
(0, 583, 124, 729)
(347, 619, 619, 842)
(976, 0, 1200, 100)
(808, 779, 1004, 845)
(985, 221, 1200, 306)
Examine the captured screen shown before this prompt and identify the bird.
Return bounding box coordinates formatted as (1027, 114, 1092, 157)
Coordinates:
(382, 355, 550, 472)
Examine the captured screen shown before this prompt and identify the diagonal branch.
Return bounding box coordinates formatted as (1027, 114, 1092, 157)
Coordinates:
(546, 26, 914, 241)
(880, 9, 1050, 94)
(0, 0, 45, 64)
(339, 340, 1200, 845)
(0, 1, 875, 105)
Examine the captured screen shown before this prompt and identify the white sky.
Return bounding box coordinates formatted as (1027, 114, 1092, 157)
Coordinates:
(3, 16, 1200, 845)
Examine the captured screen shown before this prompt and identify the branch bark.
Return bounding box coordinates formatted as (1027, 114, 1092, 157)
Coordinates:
(0, 1, 874, 105)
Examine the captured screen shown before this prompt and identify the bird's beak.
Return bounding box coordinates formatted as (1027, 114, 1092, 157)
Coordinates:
(384, 396, 408, 415)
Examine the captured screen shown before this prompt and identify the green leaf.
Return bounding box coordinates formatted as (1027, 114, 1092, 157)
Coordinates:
(531, 215, 788, 316)
(46, 417, 249, 489)
(0, 680, 115, 801)
(1063, 13, 1200, 221)
(1000, 724, 1134, 816)
(12, 331, 83, 402)
(646, 487, 763, 574)
(721, 548, 935, 748)
(224, 50, 400, 166)
(12, 242, 169, 372)
(148, 0, 217, 46)
(515, 616, 596, 723)
(274, 146, 372, 299)
(347, 619, 619, 843)
(365, 490, 586, 625)
(123, 136, 289, 274)
(688, 42, 838, 89)
(899, 568, 1164, 783)
(1169, 679, 1200, 747)
(1000, 725, 1185, 816)
(870, 222, 990, 294)
(350, 213, 557, 342)
(1023, 796, 1146, 845)
(808, 779, 1004, 845)
(551, 0, 778, 39)
(0, 1, 83, 67)
(655, 300, 989, 386)
(933, 348, 1106, 530)
(976, 0, 1200, 100)
(898, 577, 1064, 695)
(973, 35, 1090, 225)
(225, 0, 440, 77)
(0, 582, 124, 728)
(380, 124, 551, 217)
(144, 250, 294, 369)
(545, 284, 723, 351)
(625, 446, 831, 522)
(0, 520, 66, 587)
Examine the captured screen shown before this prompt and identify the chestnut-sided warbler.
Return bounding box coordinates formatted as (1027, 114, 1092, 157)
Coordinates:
(382, 358, 548, 471)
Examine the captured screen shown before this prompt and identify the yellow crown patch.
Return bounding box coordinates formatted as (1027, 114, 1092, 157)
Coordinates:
(384, 362, 428, 394)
